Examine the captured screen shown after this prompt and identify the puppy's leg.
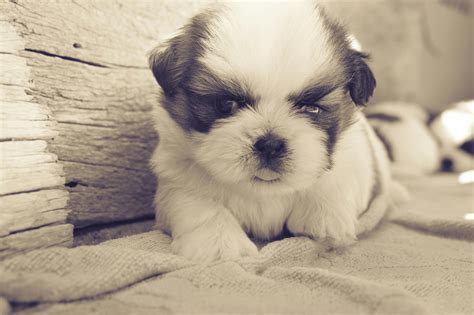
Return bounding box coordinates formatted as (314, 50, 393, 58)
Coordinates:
(155, 186, 258, 262)
(287, 117, 393, 248)
(286, 197, 357, 248)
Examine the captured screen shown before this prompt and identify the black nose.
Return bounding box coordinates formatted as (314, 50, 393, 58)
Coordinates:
(254, 134, 287, 165)
(441, 158, 454, 172)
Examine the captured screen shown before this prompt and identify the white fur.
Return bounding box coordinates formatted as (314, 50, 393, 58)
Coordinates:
(200, 1, 344, 98)
(286, 112, 383, 246)
(151, 105, 390, 261)
(150, 2, 392, 262)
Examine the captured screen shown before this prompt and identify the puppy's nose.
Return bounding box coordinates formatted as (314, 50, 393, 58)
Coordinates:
(254, 134, 287, 163)
(441, 158, 454, 172)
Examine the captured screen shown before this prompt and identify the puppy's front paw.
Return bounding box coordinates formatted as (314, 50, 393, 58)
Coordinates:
(288, 208, 357, 249)
(171, 224, 258, 263)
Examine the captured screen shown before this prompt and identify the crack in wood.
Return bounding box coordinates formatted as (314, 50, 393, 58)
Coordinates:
(24, 48, 109, 68)
(0, 185, 64, 198)
(56, 121, 115, 129)
(22, 49, 148, 70)
(65, 180, 88, 188)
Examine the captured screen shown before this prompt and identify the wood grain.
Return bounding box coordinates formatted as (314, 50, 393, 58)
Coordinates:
(0, 9, 71, 256)
(1, 0, 207, 228)
(0, 224, 73, 259)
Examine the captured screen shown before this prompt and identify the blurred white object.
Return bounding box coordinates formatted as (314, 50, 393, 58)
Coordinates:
(366, 101, 440, 177)
(430, 100, 474, 173)
(458, 170, 474, 184)
(464, 213, 474, 220)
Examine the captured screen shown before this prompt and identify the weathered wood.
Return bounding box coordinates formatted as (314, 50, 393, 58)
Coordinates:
(0, 189, 69, 235)
(0, 164, 65, 195)
(0, 141, 65, 196)
(1, 0, 207, 227)
(0, 224, 73, 259)
(0, 7, 72, 257)
(1, 153, 57, 169)
(0, 140, 48, 155)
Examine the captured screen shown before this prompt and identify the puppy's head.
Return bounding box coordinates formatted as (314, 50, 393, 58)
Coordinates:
(430, 100, 474, 172)
(149, 1, 376, 193)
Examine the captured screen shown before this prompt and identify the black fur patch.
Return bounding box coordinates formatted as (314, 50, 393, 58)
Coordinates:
(366, 113, 401, 123)
(319, 104, 357, 166)
(427, 111, 439, 125)
(149, 9, 258, 133)
(460, 139, 474, 155)
(372, 127, 394, 161)
(289, 80, 358, 167)
(290, 98, 357, 168)
(318, 6, 376, 106)
(346, 51, 377, 106)
(288, 85, 338, 104)
(149, 10, 215, 97)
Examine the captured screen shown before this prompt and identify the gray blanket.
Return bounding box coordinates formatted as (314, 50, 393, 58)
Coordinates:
(1, 175, 472, 314)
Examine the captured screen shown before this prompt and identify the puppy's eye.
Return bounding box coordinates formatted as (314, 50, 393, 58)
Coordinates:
(299, 105, 321, 116)
(216, 99, 240, 116)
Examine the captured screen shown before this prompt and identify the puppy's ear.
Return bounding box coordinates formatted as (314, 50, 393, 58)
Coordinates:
(148, 33, 188, 97)
(347, 51, 376, 106)
(148, 10, 215, 97)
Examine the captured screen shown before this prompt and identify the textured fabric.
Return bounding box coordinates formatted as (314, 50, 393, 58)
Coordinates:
(1, 175, 472, 314)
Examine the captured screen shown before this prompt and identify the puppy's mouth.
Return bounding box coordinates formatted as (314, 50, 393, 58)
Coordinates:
(253, 169, 281, 183)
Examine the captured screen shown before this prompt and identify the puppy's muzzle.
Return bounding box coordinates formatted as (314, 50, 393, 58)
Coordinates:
(253, 133, 287, 171)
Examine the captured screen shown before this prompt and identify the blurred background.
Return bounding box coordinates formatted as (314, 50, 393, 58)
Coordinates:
(323, 0, 473, 112)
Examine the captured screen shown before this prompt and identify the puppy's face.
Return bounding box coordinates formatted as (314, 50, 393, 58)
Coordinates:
(150, 1, 375, 193)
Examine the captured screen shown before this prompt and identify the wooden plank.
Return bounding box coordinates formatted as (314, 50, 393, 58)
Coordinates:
(0, 224, 73, 259)
(0, 101, 53, 121)
(0, 140, 48, 157)
(0, 189, 69, 235)
(0, 20, 24, 53)
(0, 0, 207, 227)
(1, 153, 57, 169)
(0, 189, 68, 215)
(0, 54, 30, 86)
(1, 120, 58, 140)
(0, 164, 65, 196)
(0, 11, 71, 253)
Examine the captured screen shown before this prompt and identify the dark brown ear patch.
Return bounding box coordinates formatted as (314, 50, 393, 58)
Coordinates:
(148, 11, 215, 97)
(149, 39, 186, 97)
(347, 52, 376, 106)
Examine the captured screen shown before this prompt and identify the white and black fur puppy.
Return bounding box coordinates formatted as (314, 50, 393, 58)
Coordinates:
(366, 102, 440, 176)
(430, 100, 474, 172)
(149, 1, 393, 262)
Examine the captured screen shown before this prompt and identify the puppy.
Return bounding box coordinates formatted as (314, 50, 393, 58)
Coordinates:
(148, 1, 393, 262)
(430, 100, 474, 172)
(366, 101, 440, 176)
